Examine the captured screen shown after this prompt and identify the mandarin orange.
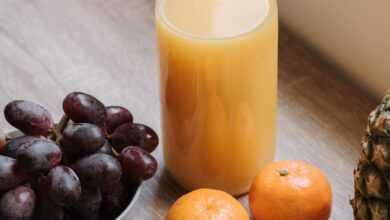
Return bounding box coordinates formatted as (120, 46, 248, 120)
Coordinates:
(166, 188, 249, 220)
(249, 160, 332, 220)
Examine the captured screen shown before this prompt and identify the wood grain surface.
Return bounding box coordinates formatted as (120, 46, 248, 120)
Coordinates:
(0, 0, 377, 219)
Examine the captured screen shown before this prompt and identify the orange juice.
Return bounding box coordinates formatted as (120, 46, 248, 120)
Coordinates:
(156, 0, 278, 195)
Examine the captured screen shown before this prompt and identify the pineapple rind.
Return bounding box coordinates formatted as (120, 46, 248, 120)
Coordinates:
(352, 193, 390, 220)
(368, 92, 390, 137)
(352, 193, 371, 220)
(368, 200, 390, 220)
(371, 138, 390, 171)
(364, 166, 387, 199)
(353, 90, 390, 220)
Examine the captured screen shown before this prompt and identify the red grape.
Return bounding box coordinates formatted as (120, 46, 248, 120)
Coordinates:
(96, 140, 113, 155)
(0, 129, 6, 153)
(60, 123, 105, 155)
(119, 146, 157, 181)
(4, 100, 54, 137)
(71, 187, 101, 220)
(71, 153, 122, 188)
(0, 155, 27, 193)
(101, 180, 130, 215)
(1, 136, 42, 158)
(37, 196, 65, 220)
(63, 92, 106, 127)
(16, 139, 62, 174)
(0, 186, 36, 220)
(47, 166, 81, 207)
(105, 106, 133, 134)
(64, 212, 81, 220)
(110, 123, 159, 153)
(29, 173, 49, 197)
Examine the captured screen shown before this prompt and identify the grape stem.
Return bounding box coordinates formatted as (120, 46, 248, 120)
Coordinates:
(50, 115, 69, 144)
(57, 114, 70, 133)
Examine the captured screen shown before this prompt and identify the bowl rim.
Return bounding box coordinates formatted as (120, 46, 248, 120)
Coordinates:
(117, 183, 143, 219)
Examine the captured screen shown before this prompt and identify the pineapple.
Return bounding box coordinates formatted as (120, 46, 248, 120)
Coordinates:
(352, 91, 390, 220)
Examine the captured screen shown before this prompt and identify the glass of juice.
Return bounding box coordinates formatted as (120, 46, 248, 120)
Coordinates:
(156, 0, 278, 196)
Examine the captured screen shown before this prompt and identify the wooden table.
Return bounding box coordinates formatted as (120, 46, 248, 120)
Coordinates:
(0, 0, 377, 219)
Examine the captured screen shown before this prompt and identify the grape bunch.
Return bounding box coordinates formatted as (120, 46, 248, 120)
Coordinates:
(0, 92, 159, 220)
